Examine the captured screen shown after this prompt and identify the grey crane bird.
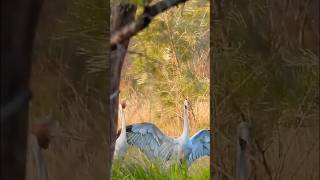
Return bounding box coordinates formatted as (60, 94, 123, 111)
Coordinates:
(124, 100, 210, 166)
(236, 121, 253, 180)
(114, 101, 129, 159)
(30, 134, 49, 180)
(29, 114, 60, 180)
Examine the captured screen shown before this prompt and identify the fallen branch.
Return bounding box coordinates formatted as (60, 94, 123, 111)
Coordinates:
(110, 0, 188, 49)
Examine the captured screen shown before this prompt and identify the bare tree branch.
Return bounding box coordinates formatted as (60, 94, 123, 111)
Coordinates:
(110, 0, 188, 49)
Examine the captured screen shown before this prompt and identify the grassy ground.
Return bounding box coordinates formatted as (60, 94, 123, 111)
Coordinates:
(112, 148, 210, 180)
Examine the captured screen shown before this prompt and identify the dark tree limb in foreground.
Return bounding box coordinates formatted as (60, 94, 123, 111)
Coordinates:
(108, 3, 137, 178)
(110, 0, 188, 49)
(1, 0, 43, 180)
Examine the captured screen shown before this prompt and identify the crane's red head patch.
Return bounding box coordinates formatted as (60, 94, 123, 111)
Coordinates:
(121, 100, 127, 109)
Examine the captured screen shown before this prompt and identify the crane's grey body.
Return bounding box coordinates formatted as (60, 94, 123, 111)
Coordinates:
(126, 100, 210, 165)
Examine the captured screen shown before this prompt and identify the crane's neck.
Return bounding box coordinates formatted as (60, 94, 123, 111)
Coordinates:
(181, 106, 189, 139)
(120, 108, 126, 135)
(236, 142, 248, 180)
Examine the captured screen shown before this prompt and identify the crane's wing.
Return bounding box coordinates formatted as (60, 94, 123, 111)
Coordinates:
(125, 122, 176, 160)
(188, 129, 210, 164)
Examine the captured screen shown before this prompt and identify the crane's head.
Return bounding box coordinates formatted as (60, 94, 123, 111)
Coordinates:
(120, 100, 127, 109)
(184, 99, 188, 109)
(31, 115, 61, 149)
(237, 121, 252, 150)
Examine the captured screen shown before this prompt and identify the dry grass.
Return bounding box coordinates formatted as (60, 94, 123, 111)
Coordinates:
(26, 57, 108, 180)
(118, 92, 210, 138)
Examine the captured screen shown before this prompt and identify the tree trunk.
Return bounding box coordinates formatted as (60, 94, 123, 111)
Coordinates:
(1, 0, 43, 180)
(107, 3, 136, 177)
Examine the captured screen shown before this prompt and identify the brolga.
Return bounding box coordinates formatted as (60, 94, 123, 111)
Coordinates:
(114, 100, 128, 159)
(124, 99, 210, 166)
(236, 121, 254, 180)
(30, 116, 60, 180)
(30, 115, 82, 180)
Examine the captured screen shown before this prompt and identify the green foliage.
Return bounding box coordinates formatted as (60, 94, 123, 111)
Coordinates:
(112, 152, 209, 180)
(123, 0, 210, 113)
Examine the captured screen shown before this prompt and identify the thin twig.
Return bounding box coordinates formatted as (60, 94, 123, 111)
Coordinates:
(188, 101, 198, 127)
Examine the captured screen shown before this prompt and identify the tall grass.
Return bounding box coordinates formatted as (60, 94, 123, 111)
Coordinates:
(118, 92, 210, 137)
(27, 56, 109, 180)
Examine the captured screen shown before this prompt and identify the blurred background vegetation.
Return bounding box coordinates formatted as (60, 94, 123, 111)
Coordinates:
(212, 0, 319, 179)
(27, 0, 109, 179)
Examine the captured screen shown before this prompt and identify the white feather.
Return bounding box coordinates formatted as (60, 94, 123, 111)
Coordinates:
(114, 105, 128, 159)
